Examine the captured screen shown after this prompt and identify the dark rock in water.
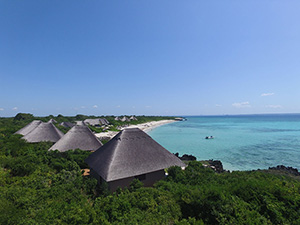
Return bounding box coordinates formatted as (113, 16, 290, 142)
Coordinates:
(207, 159, 224, 173)
(269, 165, 300, 176)
(175, 153, 197, 161)
(174, 154, 226, 173)
(181, 154, 197, 161)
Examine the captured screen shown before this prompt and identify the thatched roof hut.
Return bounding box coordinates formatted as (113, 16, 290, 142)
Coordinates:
(99, 118, 109, 125)
(15, 120, 42, 136)
(84, 118, 109, 126)
(129, 116, 138, 121)
(49, 125, 103, 152)
(84, 119, 100, 126)
(120, 116, 130, 122)
(76, 121, 86, 126)
(85, 128, 185, 191)
(60, 122, 75, 128)
(22, 122, 64, 143)
(48, 118, 57, 123)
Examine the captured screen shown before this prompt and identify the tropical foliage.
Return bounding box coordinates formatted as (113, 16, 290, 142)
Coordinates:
(1, 114, 300, 224)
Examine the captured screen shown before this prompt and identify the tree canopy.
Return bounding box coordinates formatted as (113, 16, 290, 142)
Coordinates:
(1, 115, 300, 224)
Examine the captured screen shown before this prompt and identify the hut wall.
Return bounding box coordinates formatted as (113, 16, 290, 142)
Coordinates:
(90, 169, 102, 184)
(108, 169, 165, 192)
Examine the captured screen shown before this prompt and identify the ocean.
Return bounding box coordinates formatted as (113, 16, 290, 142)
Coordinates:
(148, 114, 300, 171)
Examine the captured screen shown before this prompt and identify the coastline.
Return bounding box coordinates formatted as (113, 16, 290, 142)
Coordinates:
(125, 119, 176, 133)
(95, 120, 176, 140)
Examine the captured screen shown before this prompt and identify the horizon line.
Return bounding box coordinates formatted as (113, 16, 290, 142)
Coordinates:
(1, 112, 300, 118)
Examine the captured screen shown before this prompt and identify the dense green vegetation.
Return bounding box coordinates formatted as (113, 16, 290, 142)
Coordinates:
(10, 113, 176, 133)
(1, 114, 300, 224)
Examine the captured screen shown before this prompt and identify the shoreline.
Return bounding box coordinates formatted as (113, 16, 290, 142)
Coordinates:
(95, 119, 176, 140)
(124, 119, 176, 133)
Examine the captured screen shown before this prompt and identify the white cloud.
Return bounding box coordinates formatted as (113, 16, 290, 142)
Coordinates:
(116, 105, 121, 108)
(261, 93, 274, 97)
(265, 105, 282, 109)
(12, 107, 18, 110)
(232, 102, 251, 108)
(81, 106, 86, 109)
(215, 104, 222, 107)
(145, 106, 151, 108)
(93, 105, 98, 108)
(0, 108, 4, 111)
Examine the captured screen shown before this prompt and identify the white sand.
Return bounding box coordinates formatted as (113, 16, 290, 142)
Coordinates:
(126, 120, 176, 133)
(95, 120, 176, 140)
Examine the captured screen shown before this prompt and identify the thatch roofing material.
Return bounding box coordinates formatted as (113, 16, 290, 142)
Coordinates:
(129, 116, 138, 121)
(85, 128, 185, 182)
(60, 122, 75, 128)
(120, 116, 130, 122)
(115, 116, 137, 121)
(84, 119, 100, 126)
(15, 120, 42, 136)
(76, 121, 86, 126)
(22, 122, 64, 143)
(49, 125, 103, 152)
(84, 118, 109, 126)
(48, 119, 57, 123)
(99, 118, 109, 125)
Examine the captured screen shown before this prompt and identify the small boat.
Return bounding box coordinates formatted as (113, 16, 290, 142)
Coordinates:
(205, 136, 214, 139)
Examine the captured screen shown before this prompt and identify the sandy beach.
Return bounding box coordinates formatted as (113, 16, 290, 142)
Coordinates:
(95, 120, 176, 140)
(124, 119, 176, 132)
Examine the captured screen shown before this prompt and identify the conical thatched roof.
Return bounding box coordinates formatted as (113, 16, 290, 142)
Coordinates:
(99, 118, 109, 125)
(49, 125, 103, 152)
(85, 128, 185, 182)
(48, 119, 57, 123)
(84, 118, 109, 126)
(22, 122, 64, 143)
(129, 116, 138, 121)
(60, 122, 75, 128)
(15, 120, 42, 136)
(84, 119, 100, 126)
(120, 116, 130, 122)
(76, 121, 86, 126)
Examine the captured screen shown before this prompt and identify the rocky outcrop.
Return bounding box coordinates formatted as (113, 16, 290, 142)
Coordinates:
(175, 153, 197, 161)
(268, 165, 300, 176)
(206, 160, 224, 173)
(174, 153, 226, 173)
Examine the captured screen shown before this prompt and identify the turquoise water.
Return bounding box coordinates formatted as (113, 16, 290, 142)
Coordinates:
(148, 114, 300, 171)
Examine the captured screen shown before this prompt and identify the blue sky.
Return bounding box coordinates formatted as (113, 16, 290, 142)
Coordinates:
(1, 1, 300, 117)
